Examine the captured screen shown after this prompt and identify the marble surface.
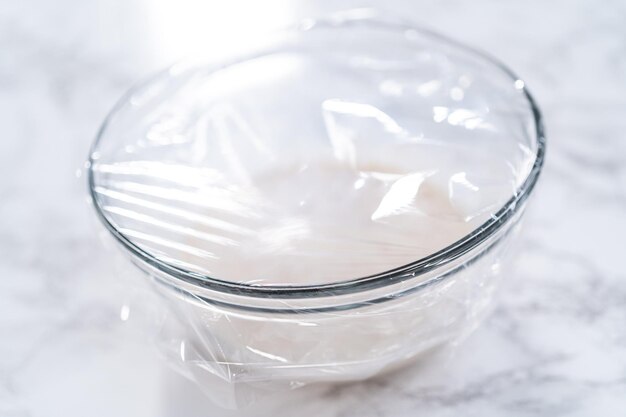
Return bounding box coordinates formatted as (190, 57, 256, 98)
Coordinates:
(2, 0, 626, 416)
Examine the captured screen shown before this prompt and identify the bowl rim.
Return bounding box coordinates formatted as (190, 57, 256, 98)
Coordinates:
(87, 14, 546, 300)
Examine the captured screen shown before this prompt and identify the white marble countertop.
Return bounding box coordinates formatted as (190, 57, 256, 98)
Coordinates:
(2, 0, 626, 416)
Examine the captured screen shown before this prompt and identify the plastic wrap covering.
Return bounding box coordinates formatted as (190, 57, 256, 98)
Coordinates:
(88, 12, 544, 409)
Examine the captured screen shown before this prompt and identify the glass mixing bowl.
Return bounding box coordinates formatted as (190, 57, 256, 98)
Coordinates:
(87, 12, 545, 408)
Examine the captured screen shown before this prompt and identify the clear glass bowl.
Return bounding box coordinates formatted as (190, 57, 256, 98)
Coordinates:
(87, 12, 545, 408)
